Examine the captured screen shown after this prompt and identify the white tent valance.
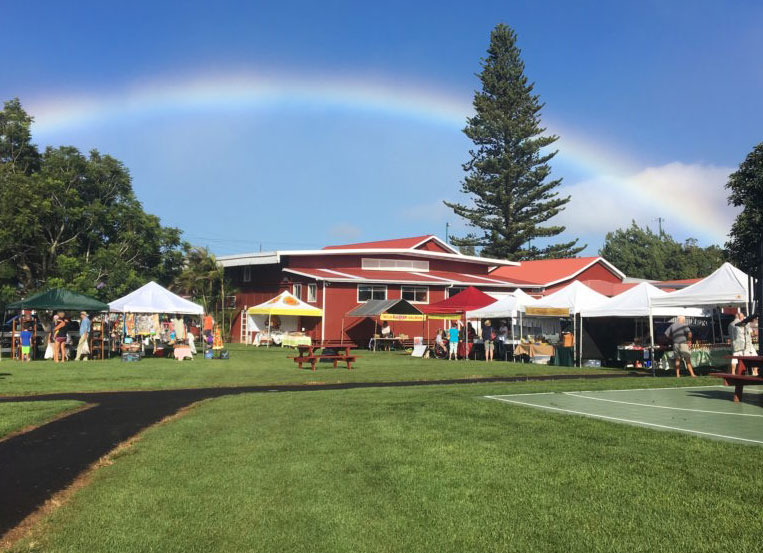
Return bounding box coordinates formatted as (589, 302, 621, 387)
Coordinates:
(108, 281, 204, 315)
(649, 263, 750, 308)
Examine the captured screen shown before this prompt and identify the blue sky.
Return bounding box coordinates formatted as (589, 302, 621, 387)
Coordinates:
(3, 0, 762, 255)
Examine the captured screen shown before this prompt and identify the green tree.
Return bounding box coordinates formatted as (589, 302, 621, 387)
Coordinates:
(0, 97, 40, 174)
(600, 222, 726, 280)
(725, 142, 763, 276)
(445, 24, 583, 261)
(0, 99, 186, 302)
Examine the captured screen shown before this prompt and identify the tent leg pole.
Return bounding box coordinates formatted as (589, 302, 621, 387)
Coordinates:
(648, 310, 655, 377)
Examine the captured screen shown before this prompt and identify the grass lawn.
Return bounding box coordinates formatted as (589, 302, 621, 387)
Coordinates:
(0, 401, 85, 440)
(0, 344, 636, 396)
(11, 380, 761, 553)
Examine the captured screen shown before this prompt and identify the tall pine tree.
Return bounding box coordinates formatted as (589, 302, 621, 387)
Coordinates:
(445, 24, 583, 260)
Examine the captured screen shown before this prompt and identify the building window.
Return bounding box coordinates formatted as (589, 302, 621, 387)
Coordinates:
(361, 258, 429, 272)
(293, 283, 302, 300)
(307, 283, 317, 303)
(401, 286, 428, 303)
(447, 286, 466, 298)
(357, 284, 387, 302)
(243, 266, 251, 282)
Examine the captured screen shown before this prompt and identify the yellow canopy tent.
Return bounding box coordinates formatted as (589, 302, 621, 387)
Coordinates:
(247, 291, 323, 346)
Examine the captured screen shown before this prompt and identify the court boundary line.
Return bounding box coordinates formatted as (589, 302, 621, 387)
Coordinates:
(483, 385, 723, 399)
(484, 395, 763, 445)
(561, 392, 763, 418)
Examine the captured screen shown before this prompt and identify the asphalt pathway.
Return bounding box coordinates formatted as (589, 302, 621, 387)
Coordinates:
(0, 372, 640, 537)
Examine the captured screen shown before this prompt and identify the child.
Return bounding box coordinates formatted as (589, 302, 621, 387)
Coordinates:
(20, 324, 33, 362)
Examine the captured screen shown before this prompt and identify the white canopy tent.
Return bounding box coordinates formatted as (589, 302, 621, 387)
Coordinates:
(531, 281, 609, 366)
(108, 281, 204, 315)
(533, 280, 609, 313)
(646, 263, 751, 364)
(649, 263, 749, 308)
(583, 282, 706, 318)
(467, 289, 537, 319)
(467, 290, 538, 350)
(247, 291, 323, 346)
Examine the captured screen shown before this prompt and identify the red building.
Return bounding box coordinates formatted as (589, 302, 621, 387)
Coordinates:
(219, 235, 522, 344)
(220, 237, 634, 345)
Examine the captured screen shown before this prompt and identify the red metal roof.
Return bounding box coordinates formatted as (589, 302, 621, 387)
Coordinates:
(579, 280, 638, 297)
(282, 267, 516, 287)
(322, 235, 454, 252)
(420, 286, 496, 314)
(491, 257, 624, 286)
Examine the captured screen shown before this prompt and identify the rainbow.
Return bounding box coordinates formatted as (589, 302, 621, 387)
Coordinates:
(26, 71, 732, 243)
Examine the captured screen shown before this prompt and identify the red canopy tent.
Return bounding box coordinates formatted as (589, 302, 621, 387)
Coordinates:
(421, 286, 497, 315)
(421, 287, 497, 357)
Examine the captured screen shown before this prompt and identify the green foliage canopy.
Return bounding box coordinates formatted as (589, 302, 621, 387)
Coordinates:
(599, 222, 726, 280)
(725, 142, 763, 276)
(445, 24, 584, 261)
(0, 98, 186, 304)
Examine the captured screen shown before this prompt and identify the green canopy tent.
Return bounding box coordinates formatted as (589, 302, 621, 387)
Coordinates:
(5, 289, 108, 360)
(7, 288, 108, 312)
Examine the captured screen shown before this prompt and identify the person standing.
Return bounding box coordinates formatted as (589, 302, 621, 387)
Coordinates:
(664, 315, 695, 378)
(728, 311, 758, 375)
(76, 311, 91, 361)
(482, 319, 495, 362)
(447, 324, 460, 360)
(19, 323, 33, 362)
(53, 313, 68, 363)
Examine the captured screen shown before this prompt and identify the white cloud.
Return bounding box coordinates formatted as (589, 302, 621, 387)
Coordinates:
(555, 162, 739, 245)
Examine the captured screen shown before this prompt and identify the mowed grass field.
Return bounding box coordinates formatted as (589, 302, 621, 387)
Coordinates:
(8, 379, 762, 553)
(0, 344, 630, 396)
(0, 400, 85, 439)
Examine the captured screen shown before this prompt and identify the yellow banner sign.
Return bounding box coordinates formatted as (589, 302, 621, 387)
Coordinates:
(426, 314, 462, 321)
(525, 307, 570, 317)
(380, 313, 425, 321)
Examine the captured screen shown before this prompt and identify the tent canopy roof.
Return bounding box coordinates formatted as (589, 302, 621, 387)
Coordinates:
(532, 281, 608, 314)
(420, 286, 496, 314)
(346, 299, 422, 318)
(467, 290, 538, 319)
(582, 282, 704, 317)
(247, 291, 323, 317)
(109, 281, 203, 315)
(7, 288, 108, 312)
(649, 263, 750, 308)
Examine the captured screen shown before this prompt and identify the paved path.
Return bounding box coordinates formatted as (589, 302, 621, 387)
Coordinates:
(0, 372, 640, 536)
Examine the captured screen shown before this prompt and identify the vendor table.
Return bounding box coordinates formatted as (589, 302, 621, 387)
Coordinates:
(173, 344, 193, 360)
(514, 343, 555, 358)
(281, 334, 312, 348)
(657, 346, 731, 371)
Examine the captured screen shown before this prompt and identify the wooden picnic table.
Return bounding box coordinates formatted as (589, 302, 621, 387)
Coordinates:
(291, 345, 355, 371)
(711, 355, 763, 403)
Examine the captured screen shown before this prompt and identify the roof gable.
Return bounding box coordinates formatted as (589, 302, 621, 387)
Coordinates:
(491, 257, 625, 286)
(322, 235, 458, 254)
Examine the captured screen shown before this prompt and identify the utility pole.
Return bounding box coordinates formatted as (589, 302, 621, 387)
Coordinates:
(445, 222, 449, 244)
(654, 217, 665, 237)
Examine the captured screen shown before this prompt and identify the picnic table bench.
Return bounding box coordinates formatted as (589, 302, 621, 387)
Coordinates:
(289, 345, 356, 371)
(711, 373, 763, 403)
(711, 355, 763, 403)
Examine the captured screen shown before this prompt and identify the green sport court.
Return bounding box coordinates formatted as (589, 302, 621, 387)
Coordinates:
(486, 385, 763, 446)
